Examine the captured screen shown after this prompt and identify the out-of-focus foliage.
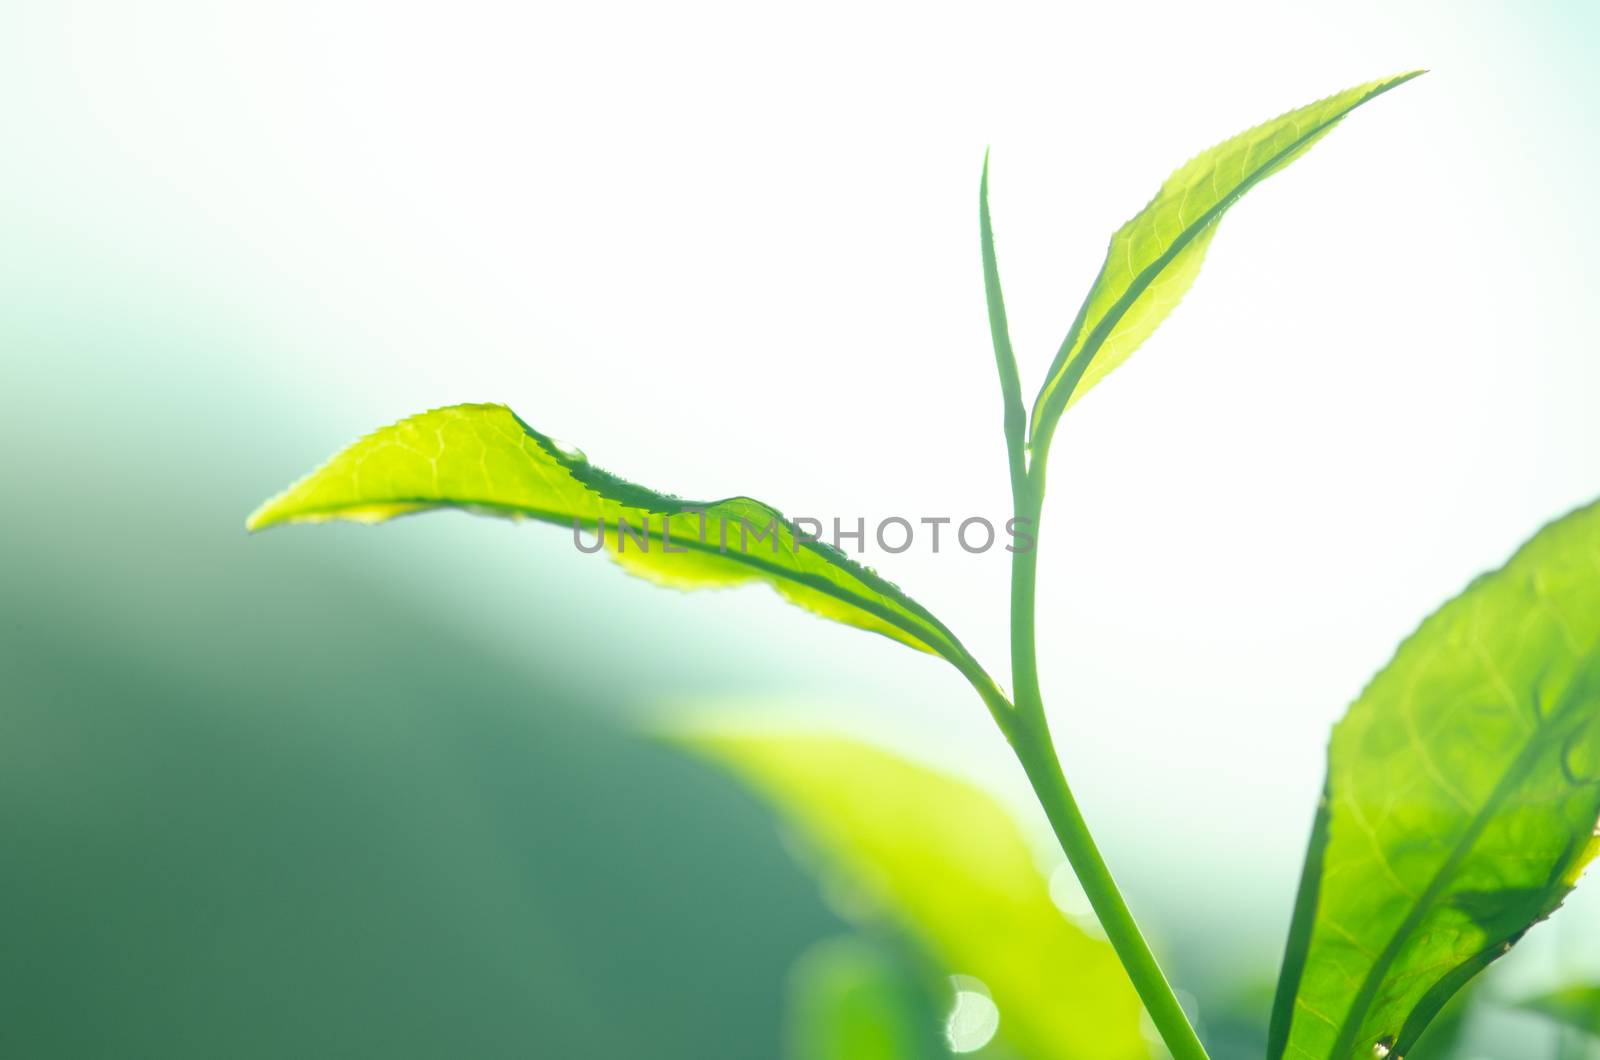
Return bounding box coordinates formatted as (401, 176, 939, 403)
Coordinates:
(783, 935, 948, 1060)
(691, 732, 1150, 1060)
(1, 390, 845, 1056)
(1515, 984, 1600, 1040)
(1270, 499, 1600, 1060)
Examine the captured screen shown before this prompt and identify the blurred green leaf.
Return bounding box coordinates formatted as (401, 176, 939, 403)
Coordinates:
(1029, 72, 1421, 444)
(248, 404, 996, 694)
(1515, 984, 1600, 1040)
(784, 936, 947, 1060)
(1268, 498, 1600, 1060)
(692, 732, 1149, 1060)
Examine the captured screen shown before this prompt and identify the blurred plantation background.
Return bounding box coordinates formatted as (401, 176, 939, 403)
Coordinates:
(0, 355, 849, 1057)
(7, 1, 1600, 1057)
(2, 219, 1596, 1060)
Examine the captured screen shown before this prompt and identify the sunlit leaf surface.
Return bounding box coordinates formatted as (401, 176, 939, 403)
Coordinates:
(1269, 499, 1600, 1060)
(1030, 72, 1421, 440)
(248, 404, 994, 690)
(693, 733, 1149, 1060)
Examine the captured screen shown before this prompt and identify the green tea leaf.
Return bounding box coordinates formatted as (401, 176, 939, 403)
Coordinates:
(1514, 984, 1600, 1039)
(1029, 72, 1422, 447)
(1268, 499, 1600, 1060)
(692, 732, 1149, 1060)
(783, 936, 946, 1060)
(248, 404, 1000, 701)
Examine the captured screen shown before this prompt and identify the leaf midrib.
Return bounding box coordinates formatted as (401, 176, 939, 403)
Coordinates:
(1031, 74, 1420, 443)
(261, 495, 980, 667)
(1326, 666, 1596, 1057)
(1034, 121, 1325, 432)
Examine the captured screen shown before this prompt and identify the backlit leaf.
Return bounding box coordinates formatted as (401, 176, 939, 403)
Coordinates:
(1029, 72, 1422, 445)
(692, 732, 1149, 1060)
(248, 404, 999, 699)
(1268, 499, 1600, 1060)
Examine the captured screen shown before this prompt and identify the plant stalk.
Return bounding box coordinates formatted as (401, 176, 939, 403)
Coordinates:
(982, 160, 1205, 1058)
(1006, 473, 1209, 1060)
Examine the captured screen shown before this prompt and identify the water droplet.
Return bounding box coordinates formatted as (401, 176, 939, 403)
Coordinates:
(945, 975, 1000, 1054)
(548, 437, 587, 463)
(1372, 1036, 1394, 1058)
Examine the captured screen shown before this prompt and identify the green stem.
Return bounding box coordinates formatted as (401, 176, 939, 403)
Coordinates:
(980, 160, 1204, 1058)
(1008, 489, 1045, 728)
(1012, 720, 1207, 1060)
(1006, 471, 1209, 1060)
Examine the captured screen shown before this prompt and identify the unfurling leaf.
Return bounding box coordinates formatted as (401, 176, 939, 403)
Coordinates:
(691, 732, 1148, 1060)
(249, 404, 998, 697)
(1268, 499, 1600, 1060)
(1030, 71, 1422, 446)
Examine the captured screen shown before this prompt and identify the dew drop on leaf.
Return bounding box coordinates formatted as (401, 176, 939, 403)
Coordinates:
(1372, 1036, 1394, 1058)
(547, 437, 587, 463)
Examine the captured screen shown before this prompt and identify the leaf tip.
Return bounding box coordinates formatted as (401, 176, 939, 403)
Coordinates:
(1381, 68, 1429, 93)
(244, 500, 280, 533)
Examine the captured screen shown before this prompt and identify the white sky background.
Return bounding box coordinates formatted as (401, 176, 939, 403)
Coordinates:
(10, 0, 1600, 1001)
